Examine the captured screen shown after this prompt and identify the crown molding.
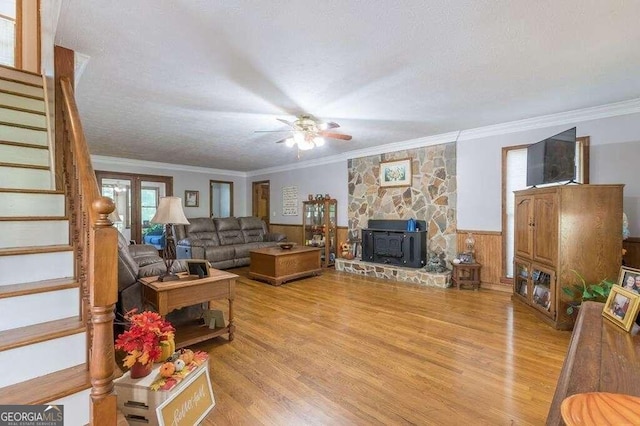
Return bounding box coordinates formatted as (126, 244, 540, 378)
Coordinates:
(457, 97, 640, 141)
(249, 98, 640, 174)
(245, 152, 347, 177)
(91, 155, 247, 177)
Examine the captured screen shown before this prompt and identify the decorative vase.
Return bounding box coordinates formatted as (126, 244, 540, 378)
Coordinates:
(129, 361, 153, 379)
(159, 337, 175, 362)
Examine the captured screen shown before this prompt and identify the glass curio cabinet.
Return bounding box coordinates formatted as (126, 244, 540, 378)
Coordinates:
(302, 198, 337, 267)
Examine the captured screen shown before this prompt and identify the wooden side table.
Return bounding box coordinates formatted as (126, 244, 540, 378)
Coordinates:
(452, 262, 481, 290)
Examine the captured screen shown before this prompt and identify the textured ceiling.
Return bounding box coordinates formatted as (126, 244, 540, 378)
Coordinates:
(54, 0, 640, 172)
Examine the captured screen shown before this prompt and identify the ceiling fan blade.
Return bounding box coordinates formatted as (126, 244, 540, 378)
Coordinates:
(318, 131, 352, 141)
(254, 130, 293, 133)
(320, 121, 340, 130)
(276, 118, 295, 127)
(275, 137, 291, 144)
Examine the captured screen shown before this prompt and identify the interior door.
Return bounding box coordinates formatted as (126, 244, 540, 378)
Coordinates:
(96, 171, 173, 245)
(252, 180, 270, 225)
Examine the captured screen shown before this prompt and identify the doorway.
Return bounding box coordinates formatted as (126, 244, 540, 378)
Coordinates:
(252, 180, 270, 226)
(96, 171, 173, 245)
(210, 180, 234, 218)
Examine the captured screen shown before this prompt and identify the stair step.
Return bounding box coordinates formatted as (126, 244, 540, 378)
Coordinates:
(0, 191, 65, 217)
(0, 244, 73, 256)
(0, 65, 42, 86)
(0, 166, 52, 189)
(0, 277, 78, 299)
(0, 249, 73, 286)
(0, 333, 86, 388)
(0, 79, 44, 97)
(0, 90, 45, 113)
(0, 363, 90, 405)
(0, 316, 84, 351)
(0, 219, 68, 249)
(0, 287, 79, 332)
(0, 106, 47, 127)
(0, 144, 49, 167)
(0, 123, 47, 145)
(0, 88, 44, 101)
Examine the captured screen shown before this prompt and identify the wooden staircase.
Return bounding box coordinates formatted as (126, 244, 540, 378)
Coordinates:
(0, 65, 118, 425)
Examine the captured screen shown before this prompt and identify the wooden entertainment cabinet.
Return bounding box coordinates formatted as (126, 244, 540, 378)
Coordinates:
(512, 184, 623, 329)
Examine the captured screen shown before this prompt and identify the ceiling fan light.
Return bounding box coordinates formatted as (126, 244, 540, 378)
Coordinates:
(314, 137, 325, 147)
(284, 137, 295, 147)
(298, 139, 314, 150)
(293, 132, 305, 144)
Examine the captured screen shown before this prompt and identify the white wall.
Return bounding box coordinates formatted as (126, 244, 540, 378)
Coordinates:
(457, 112, 640, 234)
(247, 161, 349, 226)
(91, 156, 247, 219)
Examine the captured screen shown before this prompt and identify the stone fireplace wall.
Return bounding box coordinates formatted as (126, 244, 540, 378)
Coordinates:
(347, 143, 457, 262)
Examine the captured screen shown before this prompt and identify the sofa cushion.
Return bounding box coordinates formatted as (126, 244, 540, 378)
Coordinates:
(215, 217, 245, 245)
(239, 216, 267, 232)
(184, 218, 220, 245)
(203, 246, 235, 263)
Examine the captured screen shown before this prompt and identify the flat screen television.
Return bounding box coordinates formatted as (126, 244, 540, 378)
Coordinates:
(526, 127, 576, 187)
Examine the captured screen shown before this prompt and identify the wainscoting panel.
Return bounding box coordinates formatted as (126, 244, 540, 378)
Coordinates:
(457, 230, 508, 291)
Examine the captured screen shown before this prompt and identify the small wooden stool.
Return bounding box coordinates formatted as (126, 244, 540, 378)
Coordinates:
(452, 262, 481, 290)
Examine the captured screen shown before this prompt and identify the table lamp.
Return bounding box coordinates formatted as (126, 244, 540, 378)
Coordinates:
(150, 196, 190, 282)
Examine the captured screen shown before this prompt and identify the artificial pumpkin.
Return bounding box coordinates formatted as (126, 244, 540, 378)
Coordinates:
(179, 349, 194, 365)
(159, 362, 176, 378)
(173, 358, 185, 372)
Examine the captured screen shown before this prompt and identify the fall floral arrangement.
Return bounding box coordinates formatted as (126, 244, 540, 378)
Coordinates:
(115, 310, 175, 368)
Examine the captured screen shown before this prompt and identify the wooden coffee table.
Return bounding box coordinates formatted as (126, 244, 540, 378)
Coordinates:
(249, 246, 322, 286)
(139, 269, 237, 348)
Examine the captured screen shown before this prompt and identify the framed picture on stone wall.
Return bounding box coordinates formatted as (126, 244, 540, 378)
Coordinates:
(379, 158, 412, 187)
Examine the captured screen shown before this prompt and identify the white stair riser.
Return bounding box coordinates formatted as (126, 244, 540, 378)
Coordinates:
(0, 192, 64, 217)
(0, 124, 47, 145)
(50, 389, 90, 426)
(0, 220, 68, 249)
(0, 251, 73, 286)
(0, 333, 85, 388)
(0, 167, 52, 189)
(0, 79, 43, 97)
(0, 288, 79, 332)
(0, 68, 42, 86)
(0, 107, 46, 128)
(0, 144, 49, 167)
(0, 92, 45, 113)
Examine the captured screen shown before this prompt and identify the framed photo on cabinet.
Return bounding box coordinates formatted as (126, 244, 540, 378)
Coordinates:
(602, 285, 640, 332)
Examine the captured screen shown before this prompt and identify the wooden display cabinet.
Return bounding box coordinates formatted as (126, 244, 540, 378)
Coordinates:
(302, 198, 337, 267)
(512, 184, 623, 329)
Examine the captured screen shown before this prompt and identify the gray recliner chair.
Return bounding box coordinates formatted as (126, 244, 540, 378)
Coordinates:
(116, 232, 203, 325)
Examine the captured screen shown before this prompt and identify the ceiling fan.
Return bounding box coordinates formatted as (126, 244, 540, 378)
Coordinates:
(255, 115, 352, 150)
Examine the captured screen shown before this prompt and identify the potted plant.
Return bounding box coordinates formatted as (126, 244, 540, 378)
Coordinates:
(115, 310, 175, 378)
(561, 270, 614, 315)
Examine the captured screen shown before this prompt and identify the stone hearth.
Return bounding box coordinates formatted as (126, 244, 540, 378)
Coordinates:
(335, 258, 451, 288)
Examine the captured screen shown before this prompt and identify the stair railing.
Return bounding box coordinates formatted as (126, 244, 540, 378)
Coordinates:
(59, 76, 118, 425)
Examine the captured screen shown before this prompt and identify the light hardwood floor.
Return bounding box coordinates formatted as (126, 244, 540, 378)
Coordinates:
(198, 268, 571, 425)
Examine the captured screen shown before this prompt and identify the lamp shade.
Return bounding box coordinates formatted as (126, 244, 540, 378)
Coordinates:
(107, 205, 122, 224)
(150, 196, 190, 225)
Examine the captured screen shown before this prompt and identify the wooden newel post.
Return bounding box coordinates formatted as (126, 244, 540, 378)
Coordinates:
(89, 197, 118, 425)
